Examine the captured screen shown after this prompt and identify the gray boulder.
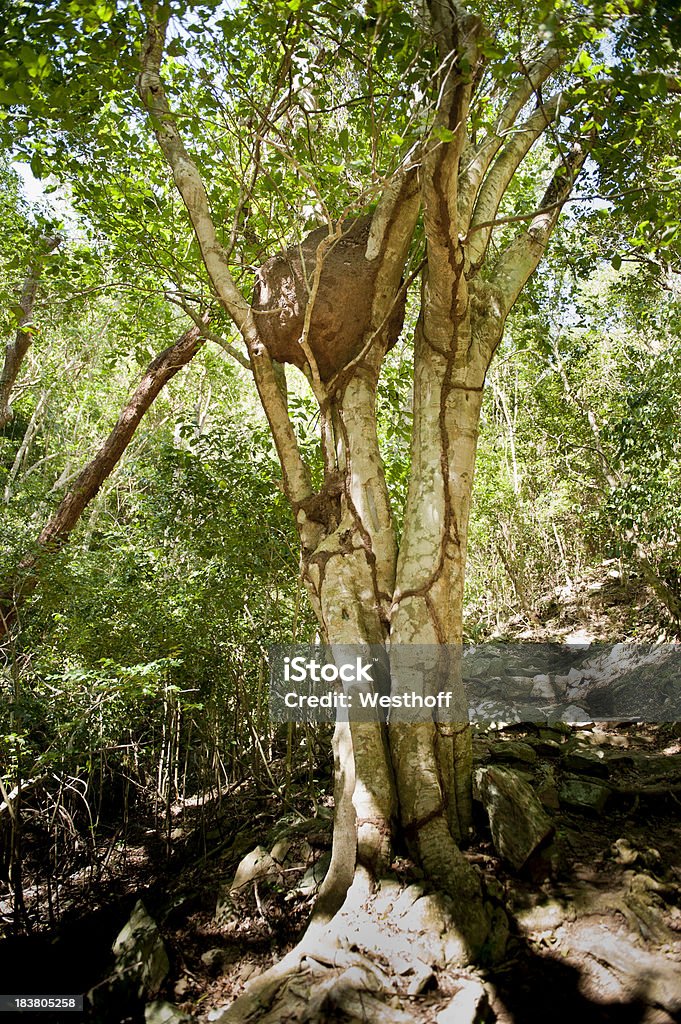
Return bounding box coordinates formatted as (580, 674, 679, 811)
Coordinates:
(475, 766, 554, 870)
(112, 900, 170, 999)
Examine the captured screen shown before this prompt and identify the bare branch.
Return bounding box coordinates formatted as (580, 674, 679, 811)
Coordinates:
(136, 8, 250, 333)
(165, 294, 251, 369)
(137, 5, 313, 509)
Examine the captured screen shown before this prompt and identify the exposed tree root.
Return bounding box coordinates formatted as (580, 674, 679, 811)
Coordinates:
(206, 867, 506, 1023)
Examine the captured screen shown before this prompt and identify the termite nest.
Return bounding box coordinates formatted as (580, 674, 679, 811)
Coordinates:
(252, 217, 405, 381)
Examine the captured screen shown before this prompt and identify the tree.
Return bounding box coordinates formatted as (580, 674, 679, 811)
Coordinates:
(2, 0, 680, 991)
(135, 0, 681, 943)
(0, 313, 210, 633)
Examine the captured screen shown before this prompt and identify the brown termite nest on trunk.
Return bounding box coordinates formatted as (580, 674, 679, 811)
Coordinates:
(252, 216, 406, 381)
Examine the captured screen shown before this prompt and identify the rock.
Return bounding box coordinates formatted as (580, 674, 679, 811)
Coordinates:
(559, 774, 611, 814)
(309, 967, 413, 1024)
(490, 740, 537, 765)
(535, 766, 560, 810)
(538, 724, 570, 740)
(553, 674, 569, 695)
(270, 839, 292, 864)
(475, 767, 554, 870)
(531, 674, 556, 700)
(144, 1002, 191, 1024)
(436, 977, 490, 1024)
(549, 704, 593, 726)
(483, 903, 510, 964)
(230, 846, 278, 892)
(472, 700, 547, 728)
(532, 737, 562, 758)
(298, 838, 315, 862)
(296, 850, 331, 895)
(111, 901, 169, 999)
(201, 948, 226, 970)
(472, 736, 492, 763)
(563, 745, 609, 777)
(629, 751, 681, 777)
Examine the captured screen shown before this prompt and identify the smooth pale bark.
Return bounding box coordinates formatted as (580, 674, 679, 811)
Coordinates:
(0, 235, 61, 430)
(0, 318, 207, 634)
(381, 1, 585, 913)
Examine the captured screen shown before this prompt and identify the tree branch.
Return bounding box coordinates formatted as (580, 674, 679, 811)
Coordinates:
(466, 89, 572, 266)
(165, 294, 251, 369)
(137, 4, 313, 510)
(137, 9, 249, 331)
(458, 46, 564, 226)
(422, 1, 482, 309)
(0, 235, 61, 429)
(489, 143, 587, 320)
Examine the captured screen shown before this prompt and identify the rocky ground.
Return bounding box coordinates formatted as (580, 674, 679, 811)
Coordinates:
(175, 719, 681, 1024)
(2, 565, 680, 1023)
(72, 718, 679, 1024)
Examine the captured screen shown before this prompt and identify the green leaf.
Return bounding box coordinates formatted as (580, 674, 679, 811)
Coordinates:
(576, 50, 593, 72)
(433, 125, 455, 143)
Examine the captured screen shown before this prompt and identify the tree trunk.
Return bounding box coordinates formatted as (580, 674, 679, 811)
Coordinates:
(296, 325, 495, 952)
(0, 317, 207, 635)
(304, 372, 399, 921)
(0, 235, 61, 430)
(135, 1, 588, 982)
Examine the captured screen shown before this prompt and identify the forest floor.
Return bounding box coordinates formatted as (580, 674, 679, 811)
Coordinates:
(1, 563, 680, 1023)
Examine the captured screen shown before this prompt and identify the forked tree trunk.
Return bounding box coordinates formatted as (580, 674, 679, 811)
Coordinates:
(136, 0, 587, 965)
(308, 295, 501, 952)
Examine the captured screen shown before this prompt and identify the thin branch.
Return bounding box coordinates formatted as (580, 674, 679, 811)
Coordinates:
(165, 295, 251, 369)
(463, 183, 651, 237)
(467, 90, 573, 265)
(458, 45, 564, 225)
